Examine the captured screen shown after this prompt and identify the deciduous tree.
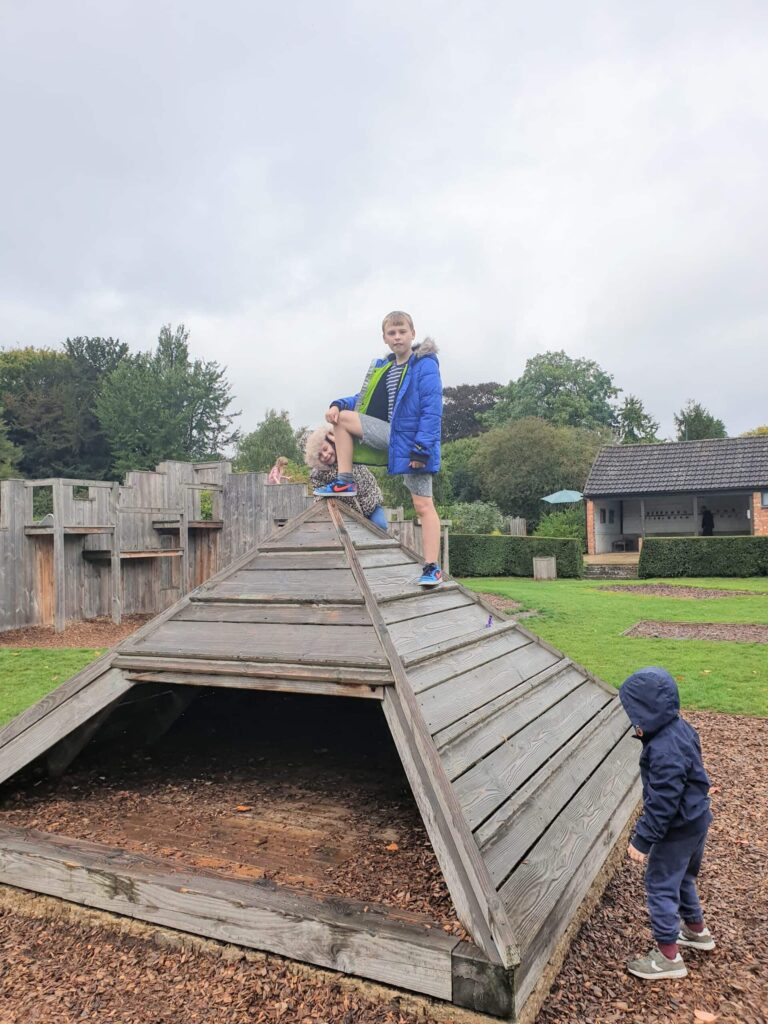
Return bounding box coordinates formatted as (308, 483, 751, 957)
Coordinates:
(442, 382, 501, 442)
(471, 417, 605, 524)
(486, 351, 619, 431)
(234, 409, 304, 473)
(0, 406, 20, 478)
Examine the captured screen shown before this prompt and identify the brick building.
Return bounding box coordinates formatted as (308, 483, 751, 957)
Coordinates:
(583, 436, 768, 555)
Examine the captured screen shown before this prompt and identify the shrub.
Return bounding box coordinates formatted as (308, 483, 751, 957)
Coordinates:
(533, 505, 587, 552)
(639, 536, 768, 578)
(449, 534, 582, 578)
(439, 501, 504, 534)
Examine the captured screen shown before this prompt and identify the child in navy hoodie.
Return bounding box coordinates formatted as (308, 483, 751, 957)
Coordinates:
(619, 667, 714, 980)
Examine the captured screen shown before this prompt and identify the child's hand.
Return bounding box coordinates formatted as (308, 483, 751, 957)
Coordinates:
(409, 459, 426, 469)
(627, 842, 647, 864)
(325, 407, 340, 425)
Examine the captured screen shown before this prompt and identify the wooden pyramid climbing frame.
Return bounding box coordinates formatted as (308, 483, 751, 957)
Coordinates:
(0, 500, 640, 1018)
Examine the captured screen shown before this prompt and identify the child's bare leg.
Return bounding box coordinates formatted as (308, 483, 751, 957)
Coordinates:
(333, 411, 363, 474)
(412, 495, 441, 564)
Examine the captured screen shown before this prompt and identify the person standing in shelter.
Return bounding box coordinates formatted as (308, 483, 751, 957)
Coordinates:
(620, 667, 715, 980)
(267, 456, 291, 484)
(304, 426, 388, 531)
(312, 310, 443, 587)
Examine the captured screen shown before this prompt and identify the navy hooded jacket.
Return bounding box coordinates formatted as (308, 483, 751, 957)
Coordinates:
(619, 667, 711, 854)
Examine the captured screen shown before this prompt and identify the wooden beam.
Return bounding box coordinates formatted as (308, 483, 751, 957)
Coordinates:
(0, 825, 458, 1001)
(327, 501, 519, 969)
(110, 481, 122, 625)
(452, 941, 514, 1017)
(124, 672, 386, 700)
(0, 668, 133, 786)
(52, 479, 66, 633)
(113, 654, 393, 686)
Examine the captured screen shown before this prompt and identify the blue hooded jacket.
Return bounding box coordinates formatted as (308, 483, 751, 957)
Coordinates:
(332, 339, 442, 475)
(619, 667, 711, 854)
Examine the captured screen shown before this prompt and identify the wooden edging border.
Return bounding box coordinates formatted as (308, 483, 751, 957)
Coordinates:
(0, 824, 514, 1016)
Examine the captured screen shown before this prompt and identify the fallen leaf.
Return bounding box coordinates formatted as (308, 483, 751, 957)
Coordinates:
(694, 1011, 717, 1023)
(385, 842, 399, 852)
(235, 805, 253, 812)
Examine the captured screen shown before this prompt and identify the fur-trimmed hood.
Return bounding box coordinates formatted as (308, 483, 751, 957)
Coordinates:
(412, 336, 438, 358)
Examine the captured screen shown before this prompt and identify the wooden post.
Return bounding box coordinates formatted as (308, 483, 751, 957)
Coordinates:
(52, 479, 66, 633)
(442, 524, 450, 576)
(110, 482, 122, 625)
(692, 494, 698, 537)
(640, 498, 646, 539)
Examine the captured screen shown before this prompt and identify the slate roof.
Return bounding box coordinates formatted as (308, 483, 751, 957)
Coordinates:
(584, 436, 768, 497)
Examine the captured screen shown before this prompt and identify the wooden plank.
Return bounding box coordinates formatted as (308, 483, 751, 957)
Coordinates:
(451, 941, 515, 1017)
(407, 627, 528, 692)
(433, 660, 573, 752)
(0, 825, 458, 1000)
(477, 702, 632, 886)
(124, 620, 388, 668)
(388, 604, 495, 659)
(110, 481, 121, 625)
(403, 621, 521, 669)
(327, 502, 517, 968)
(453, 685, 614, 829)
(512, 769, 640, 1015)
(499, 731, 640, 943)
(438, 669, 587, 784)
(426, 648, 570, 750)
(113, 655, 393, 686)
(125, 672, 386, 699)
(242, 549, 413, 572)
(201, 568, 360, 603)
(52, 479, 66, 633)
(381, 589, 474, 625)
(0, 668, 133, 786)
(177, 602, 372, 626)
(119, 550, 183, 559)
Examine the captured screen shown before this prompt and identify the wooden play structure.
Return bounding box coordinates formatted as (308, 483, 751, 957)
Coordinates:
(0, 500, 640, 1018)
(0, 461, 311, 633)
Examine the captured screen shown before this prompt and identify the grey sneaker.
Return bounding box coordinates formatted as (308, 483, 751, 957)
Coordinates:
(627, 947, 688, 980)
(678, 923, 715, 951)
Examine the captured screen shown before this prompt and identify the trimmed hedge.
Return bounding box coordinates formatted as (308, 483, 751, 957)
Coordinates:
(450, 534, 582, 578)
(639, 536, 768, 578)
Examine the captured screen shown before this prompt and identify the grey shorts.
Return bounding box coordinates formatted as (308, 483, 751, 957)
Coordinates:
(358, 413, 433, 498)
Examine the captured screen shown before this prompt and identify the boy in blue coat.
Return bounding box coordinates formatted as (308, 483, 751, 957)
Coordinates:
(313, 311, 443, 587)
(619, 667, 715, 980)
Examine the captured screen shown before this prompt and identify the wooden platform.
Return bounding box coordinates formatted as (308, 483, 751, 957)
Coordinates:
(0, 500, 640, 1018)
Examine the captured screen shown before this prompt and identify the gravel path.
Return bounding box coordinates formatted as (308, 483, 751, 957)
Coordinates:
(624, 621, 768, 643)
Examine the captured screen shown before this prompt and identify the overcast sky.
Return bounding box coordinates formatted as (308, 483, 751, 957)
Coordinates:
(2, 1, 766, 442)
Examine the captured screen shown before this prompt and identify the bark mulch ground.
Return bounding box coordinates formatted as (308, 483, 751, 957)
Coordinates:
(0, 691, 461, 937)
(624, 621, 768, 643)
(600, 585, 766, 599)
(539, 712, 768, 1024)
(0, 615, 152, 649)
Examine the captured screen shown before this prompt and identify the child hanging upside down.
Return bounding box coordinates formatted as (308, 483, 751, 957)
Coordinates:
(313, 310, 443, 588)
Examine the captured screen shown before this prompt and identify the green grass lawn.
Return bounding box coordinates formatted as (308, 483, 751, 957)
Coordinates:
(0, 649, 103, 727)
(462, 577, 768, 717)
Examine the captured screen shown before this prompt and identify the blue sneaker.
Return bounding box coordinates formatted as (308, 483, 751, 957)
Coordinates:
(313, 478, 358, 497)
(417, 563, 443, 588)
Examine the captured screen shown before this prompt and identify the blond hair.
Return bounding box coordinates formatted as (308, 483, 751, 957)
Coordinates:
(381, 310, 414, 333)
(304, 425, 334, 470)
